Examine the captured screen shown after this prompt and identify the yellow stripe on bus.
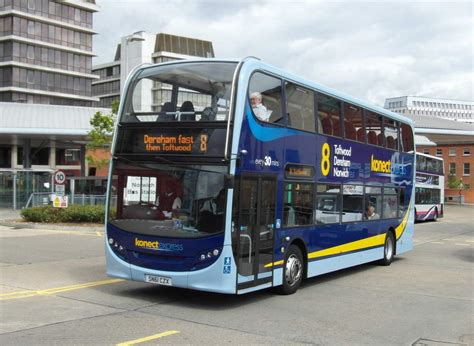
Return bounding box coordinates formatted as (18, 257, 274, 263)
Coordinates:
(264, 205, 411, 268)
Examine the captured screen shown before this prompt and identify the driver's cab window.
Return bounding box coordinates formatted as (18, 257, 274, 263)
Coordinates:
(249, 72, 283, 124)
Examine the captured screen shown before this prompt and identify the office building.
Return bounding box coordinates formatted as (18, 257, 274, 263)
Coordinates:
(384, 96, 473, 123)
(92, 31, 215, 108)
(0, 0, 103, 209)
(0, 0, 99, 105)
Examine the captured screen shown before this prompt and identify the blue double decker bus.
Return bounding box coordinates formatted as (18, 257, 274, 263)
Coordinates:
(105, 58, 415, 294)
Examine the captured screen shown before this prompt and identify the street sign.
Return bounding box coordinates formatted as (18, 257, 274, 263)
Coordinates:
(51, 194, 68, 208)
(54, 170, 66, 185)
(55, 184, 65, 195)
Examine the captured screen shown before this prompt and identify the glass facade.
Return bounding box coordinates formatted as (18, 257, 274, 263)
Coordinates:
(1, 0, 93, 29)
(0, 0, 96, 105)
(0, 41, 92, 73)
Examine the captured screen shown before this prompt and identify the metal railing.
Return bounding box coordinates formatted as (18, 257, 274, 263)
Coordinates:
(25, 193, 115, 209)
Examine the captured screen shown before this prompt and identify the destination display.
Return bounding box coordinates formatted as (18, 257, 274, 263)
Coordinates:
(285, 164, 315, 179)
(116, 128, 227, 157)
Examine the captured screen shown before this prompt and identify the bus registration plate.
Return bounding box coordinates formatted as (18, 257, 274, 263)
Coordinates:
(145, 274, 172, 286)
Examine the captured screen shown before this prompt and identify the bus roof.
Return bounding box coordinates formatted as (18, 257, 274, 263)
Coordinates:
(415, 152, 444, 161)
(133, 57, 415, 127)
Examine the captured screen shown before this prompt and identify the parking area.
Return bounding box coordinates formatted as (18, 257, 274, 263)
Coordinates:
(0, 205, 473, 345)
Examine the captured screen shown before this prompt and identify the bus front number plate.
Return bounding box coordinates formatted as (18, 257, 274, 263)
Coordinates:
(145, 274, 172, 286)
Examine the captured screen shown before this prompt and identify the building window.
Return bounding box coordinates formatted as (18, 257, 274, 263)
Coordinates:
(27, 21, 34, 35)
(464, 163, 470, 176)
(436, 148, 442, 156)
(423, 149, 430, 155)
(449, 148, 456, 156)
(449, 162, 456, 174)
(463, 148, 470, 156)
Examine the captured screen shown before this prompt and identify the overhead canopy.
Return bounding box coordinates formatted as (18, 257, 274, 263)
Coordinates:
(0, 102, 112, 143)
(410, 114, 474, 145)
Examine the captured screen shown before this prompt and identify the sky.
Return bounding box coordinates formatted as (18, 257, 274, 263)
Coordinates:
(93, 0, 473, 107)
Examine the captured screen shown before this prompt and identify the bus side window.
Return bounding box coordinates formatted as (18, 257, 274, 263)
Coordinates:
(366, 111, 383, 146)
(316, 92, 341, 137)
(285, 82, 315, 132)
(249, 72, 283, 124)
(315, 184, 341, 224)
(364, 185, 382, 220)
(400, 123, 414, 152)
(283, 182, 313, 227)
(384, 118, 399, 150)
(383, 187, 398, 219)
(344, 103, 364, 142)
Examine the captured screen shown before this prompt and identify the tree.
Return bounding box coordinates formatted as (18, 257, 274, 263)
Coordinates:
(86, 100, 118, 170)
(447, 169, 462, 189)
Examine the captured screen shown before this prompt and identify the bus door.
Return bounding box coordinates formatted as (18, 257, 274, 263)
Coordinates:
(236, 175, 276, 290)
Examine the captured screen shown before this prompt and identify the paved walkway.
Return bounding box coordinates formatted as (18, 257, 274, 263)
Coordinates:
(0, 208, 22, 221)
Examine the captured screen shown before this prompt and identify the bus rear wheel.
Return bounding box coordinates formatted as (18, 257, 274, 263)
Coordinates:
(378, 232, 395, 266)
(278, 245, 303, 295)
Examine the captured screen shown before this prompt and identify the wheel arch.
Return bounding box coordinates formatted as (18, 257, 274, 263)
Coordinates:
(388, 226, 396, 255)
(289, 237, 308, 279)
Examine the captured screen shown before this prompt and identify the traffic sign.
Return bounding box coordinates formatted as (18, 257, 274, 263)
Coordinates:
(54, 170, 66, 185)
(55, 184, 65, 195)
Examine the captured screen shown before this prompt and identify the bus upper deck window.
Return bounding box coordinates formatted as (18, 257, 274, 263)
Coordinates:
(365, 111, 383, 146)
(316, 92, 341, 137)
(344, 103, 364, 142)
(400, 123, 414, 152)
(285, 82, 315, 132)
(384, 118, 399, 150)
(249, 72, 283, 124)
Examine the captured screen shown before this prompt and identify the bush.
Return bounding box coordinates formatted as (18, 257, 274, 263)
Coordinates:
(21, 205, 112, 223)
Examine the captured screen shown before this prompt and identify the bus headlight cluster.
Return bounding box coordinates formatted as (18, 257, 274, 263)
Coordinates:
(199, 248, 220, 261)
(108, 237, 127, 259)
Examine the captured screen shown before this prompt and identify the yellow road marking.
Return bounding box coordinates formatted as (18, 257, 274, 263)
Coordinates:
(116, 330, 180, 346)
(454, 243, 470, 246)
(430, 241, 445, 244)
(0, 278, 123, 301)
(96, 231, 104, 237)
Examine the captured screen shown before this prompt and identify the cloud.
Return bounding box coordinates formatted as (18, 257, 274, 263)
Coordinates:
(93, 0, 473, 105)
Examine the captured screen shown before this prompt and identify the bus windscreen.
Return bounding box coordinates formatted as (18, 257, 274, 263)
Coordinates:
(121, 62, 238, 123)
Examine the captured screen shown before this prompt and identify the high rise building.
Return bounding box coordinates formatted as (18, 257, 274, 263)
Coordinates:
(92, 31, 215, 108)
(0, 0, 99, 105)
(0, 1, 107, 210)
(384, 96, 473, 123)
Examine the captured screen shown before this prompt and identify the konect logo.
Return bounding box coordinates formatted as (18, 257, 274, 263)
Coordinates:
(134, 238, 183, 252)
(371, 155, 407, 175)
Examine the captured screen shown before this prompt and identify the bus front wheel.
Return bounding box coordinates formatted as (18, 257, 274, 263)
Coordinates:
(278, 244, 304, 295)
(378, 232, 395, 266)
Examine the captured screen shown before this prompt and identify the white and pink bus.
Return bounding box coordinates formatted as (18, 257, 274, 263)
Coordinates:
(415, 153, 444, 221)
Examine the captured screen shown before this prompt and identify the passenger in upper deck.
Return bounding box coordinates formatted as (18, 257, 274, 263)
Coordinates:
(250, 92, 272, 122)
